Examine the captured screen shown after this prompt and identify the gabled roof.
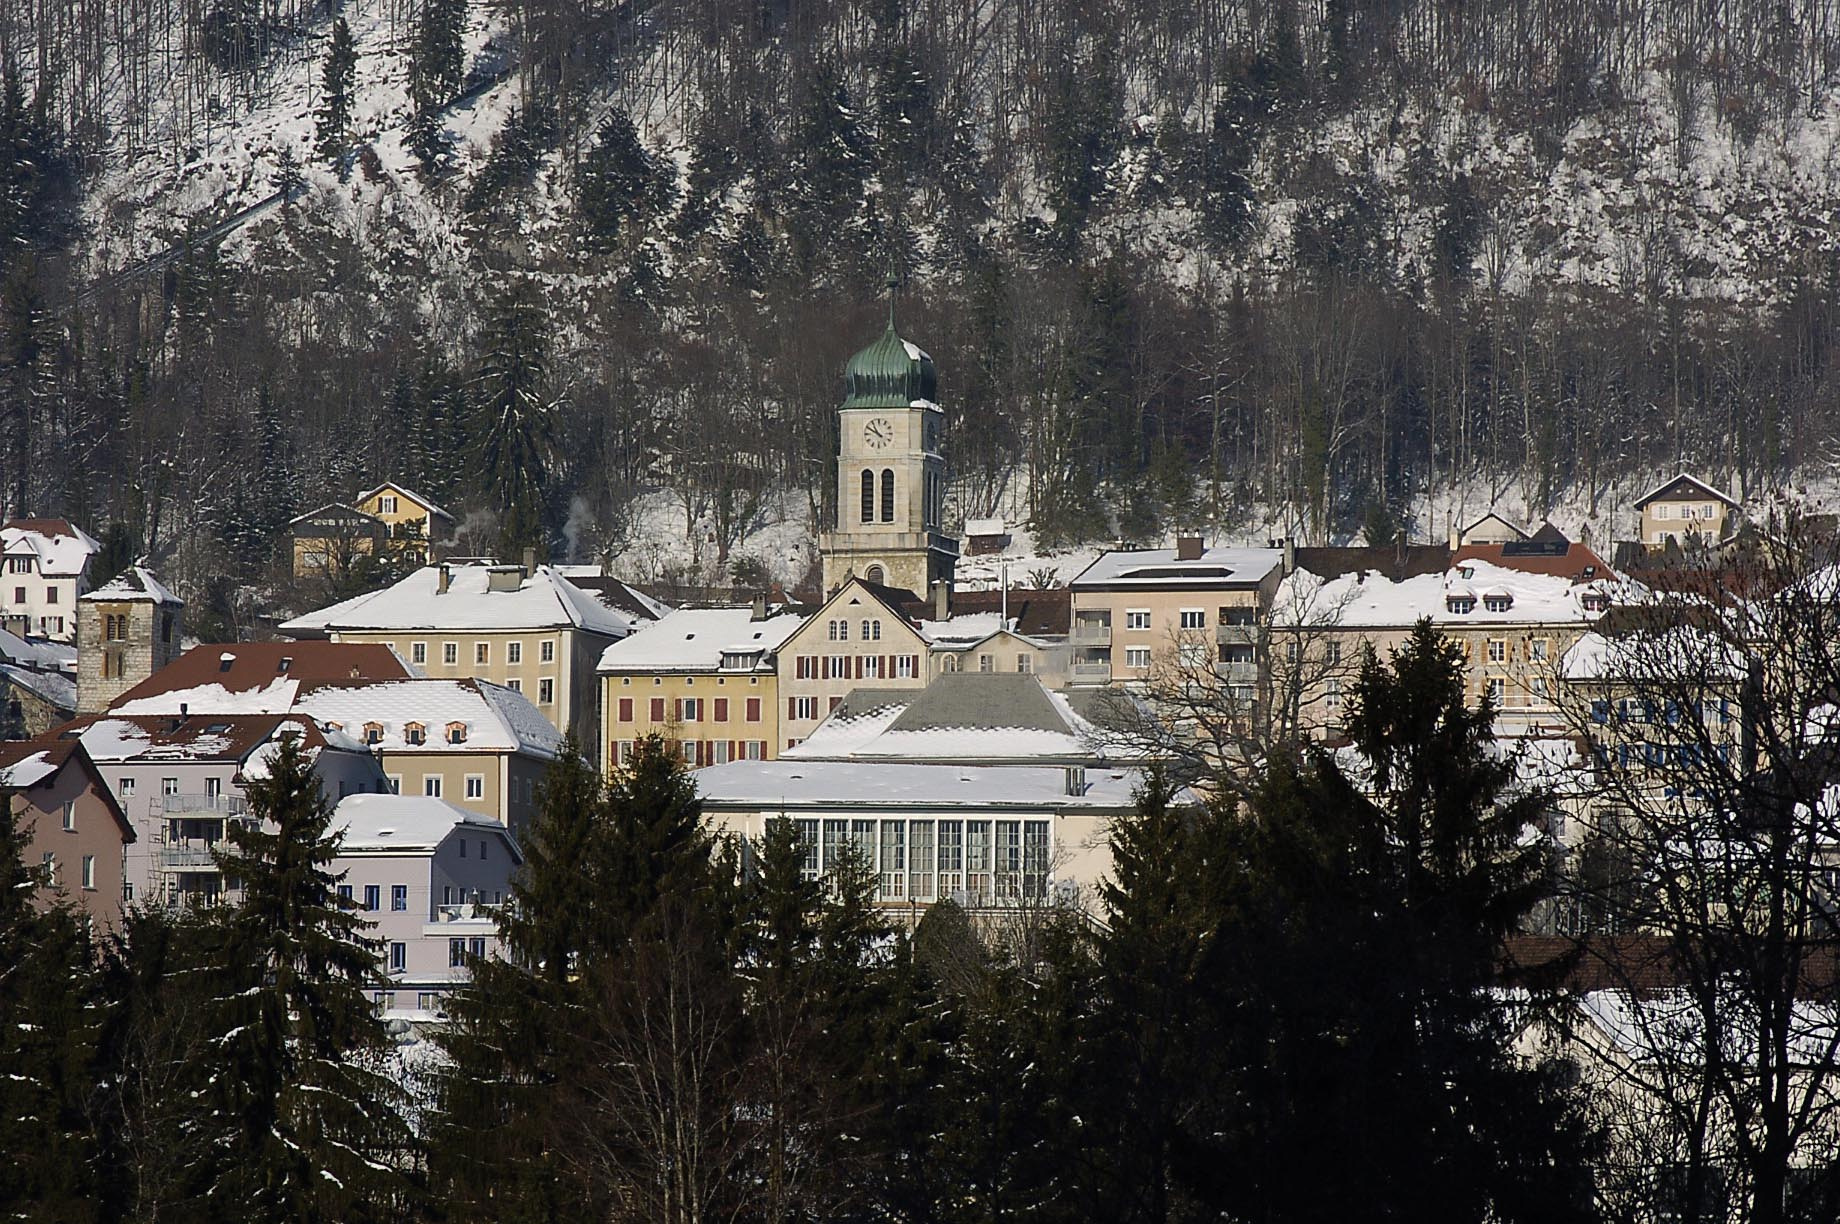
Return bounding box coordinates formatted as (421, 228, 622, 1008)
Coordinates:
(551, 569, 672, 622)
(0, 739, 135, 842)
(279, 564, 633, 637)
(293, 679, 563, 758)
(331, 793, 522, 859)
(1453, 541, 1612, 582)
(109, 642, 413, 713)
(1459, 511, 1528, 541)
(355, 481, 454, 522)
(58, 713, 348, 766)
(908, 587, 1071, 637)
(1292, 545, 1452, 583)
(82, 564, 182, 605)
(287, 502, 386, 528)
(1070, 545, 1284, 589)
(597, 605, 806, 673)
(1634, 473, 1737, 510)
(784, 578, 926, 649)
(0, 519, 101, 578)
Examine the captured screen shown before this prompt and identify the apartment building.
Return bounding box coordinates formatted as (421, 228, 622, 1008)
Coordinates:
(775, 579, 931, 748)
(0, 738, 134, 931)
(598, 603, 805, 767)
(1635, 474, 1738, 550)
(0, 518, 100, 642)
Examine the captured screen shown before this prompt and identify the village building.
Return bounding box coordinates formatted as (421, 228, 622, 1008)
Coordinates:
(354, 481, 455, 564)
(328, 793, 521, 1015)
(0, 626, 77, 737)
(774, 578, 933, 748)
(0, 518, 101, 642)
(1634, 473, 1739, 550)
(287, 503, 389, 579)
(0, 738, 135, 932)
(598, 602, 805, 768)
(75, 564, 183, 715)
(279, 560, 634, 757)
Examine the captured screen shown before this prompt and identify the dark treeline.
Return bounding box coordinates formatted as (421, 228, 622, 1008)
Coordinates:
(0, 0, 1837, 609)
(0, 625, 1613, 1222)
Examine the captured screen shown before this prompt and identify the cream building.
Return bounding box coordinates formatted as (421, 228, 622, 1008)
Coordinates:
(280, 561, 634, 759)
(817, 312, 958, 596)
(597, 603, 805, 767)
(1634, 474, 1737, 550)
(0, 518, 100, 642)
(355, 482, 455, 563)
(775, 578, 931, 749)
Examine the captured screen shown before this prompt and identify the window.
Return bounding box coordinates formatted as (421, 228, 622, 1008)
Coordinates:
(537, 639, 555, 664)
(1177, 642, 1208, 668)
(61, 801, 75, 832)
(450, 939, 466, 967)
(862, 656, 882, 679)
(81, 855, 95, 890)
(1531, 677, 1549, 701)
(1703, 502, 1716, 518)
(896, 654, 918, 678)
(1179, 609, 1205, 630)
(618, 697, 634, 722)
(388, 775, 402, 794)
(941, 654, 959, 672)
(470, 936, 487, 958)
(424, 775, 443, 798)
(1326, 641, 1342, 665)
(1125, 647, 1152, 669)
(390, 942, 406, 973)
(442, 642, 458, 665)
(746, 740, 766, 759)
(713, 698, 729, 721)
(860, 469, 875, 523)
(828, 619, 849, 642)
(338, 883, 354, 903)
(479, 841, 487, 860)
(1487, 677, 1506, 704)
(162, 778, 179, 796)
(1325, 677, 1343, 709)
(865, 565, 885, 584)
(45, 587, 55, 605)
(1488, 639, 1506, 663)
(880, 469, 895, 522)
(746, 697, 761, 721)
(862, 619, 881, 641)
(681, 741, 697, 765)
(1446, 596, 1476, 614)
(1125, 609, 1151, 630)
(411, 642, 427, 665)
(392, 885, 408, 912)
(363, 721, 383, 745)
(1483, 593, 1513, 613)
(447, 722, 467, 744)
(1530, 638, 1549, 662)
(1655, 503, 1671, 520)
(404, 722, 426, 745)
(507, 642, 522, 664)
(364, 885, 380, 912)
(379, 495, 398, 514)
(978, 654, 994, 672)
(12, 587, 23, 604)
(538, 678, 554, 705)
(475, 642, 490, 665)
(4, 557, 24, 574)
(791, 696, 818, 720)
(678, 698, 701, 722)
(1017, 655, 1032, 673)
(119, 777, 134, 796)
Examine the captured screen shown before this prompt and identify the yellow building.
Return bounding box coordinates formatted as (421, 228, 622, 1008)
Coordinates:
(280, 561, 636, 760)
(355, 482, 456, 565)
(598, 604, 807, 766)
(287, 503, 387, 580)
(1634, 474, 1737, 551)
(775, 579, 931, 748)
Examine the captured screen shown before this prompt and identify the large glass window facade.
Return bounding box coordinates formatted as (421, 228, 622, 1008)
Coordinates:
(795, 816, 1050, 905)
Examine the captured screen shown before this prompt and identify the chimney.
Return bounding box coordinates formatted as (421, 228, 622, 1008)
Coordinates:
(1064, 766, 1087, 796)
(522, 547, 536, 577)
(930, 579, 949, 621)
(437, 564, 451, 595)
(1448, 523, 1460, 551)
(1284, 537, 1295, 574)
(750, 593, 768, 621)
(1175, 535, 1204, 562)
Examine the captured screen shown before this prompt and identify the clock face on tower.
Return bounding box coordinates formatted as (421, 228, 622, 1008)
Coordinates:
(864, 418, 894, 449)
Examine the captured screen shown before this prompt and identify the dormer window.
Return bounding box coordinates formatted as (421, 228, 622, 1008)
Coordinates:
(1582, 593, 1609, 613)
(1483, 592, 1513, 613)
(446, 722, 467, 745)
(363, 722, 384, 745)
(404, 721, 427, 746)
(1446, 596, 1476, 614)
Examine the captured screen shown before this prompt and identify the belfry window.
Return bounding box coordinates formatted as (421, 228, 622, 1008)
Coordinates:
(881, 469, 895, 522)
(860, 470, 874, 523)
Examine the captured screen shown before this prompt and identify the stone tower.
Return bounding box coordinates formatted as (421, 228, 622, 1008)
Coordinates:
(818, 299, 959, 596)
(77, 564, 184, 714)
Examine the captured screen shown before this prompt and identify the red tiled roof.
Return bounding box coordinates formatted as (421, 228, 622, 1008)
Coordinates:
(1454, 541, 1611, 581)
(108, 642, 412, 708)
(1, 517, 81, 539)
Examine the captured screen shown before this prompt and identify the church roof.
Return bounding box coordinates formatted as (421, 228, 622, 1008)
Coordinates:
(843, 322, 938, 409)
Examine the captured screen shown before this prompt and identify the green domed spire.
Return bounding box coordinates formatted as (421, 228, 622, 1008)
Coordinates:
(843, 272, 937, 408)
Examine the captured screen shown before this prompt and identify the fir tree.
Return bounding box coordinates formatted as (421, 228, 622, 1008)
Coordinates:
(410, 0, 467, 108)
(472, 278, 555, 559)
(315, 18, 357, 171)
(0, 793, 97, 1222)
(201, 734, 411, 1222)
(576, 111, 676, 250)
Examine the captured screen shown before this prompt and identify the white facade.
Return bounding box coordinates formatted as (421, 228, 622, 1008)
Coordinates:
(0, 519, 100, 642)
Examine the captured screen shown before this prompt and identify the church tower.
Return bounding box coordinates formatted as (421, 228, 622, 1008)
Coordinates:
(818, 299, 958, 596)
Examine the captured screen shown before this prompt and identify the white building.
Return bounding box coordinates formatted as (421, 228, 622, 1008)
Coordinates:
(329, 793, 522, 1014)
(0, 518, 100, 642)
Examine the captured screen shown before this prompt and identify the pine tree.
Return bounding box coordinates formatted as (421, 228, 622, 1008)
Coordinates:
(410, 0, 467, 108)
(200, 735, 411, 1221)
(472, 278, 554, 559)
(576, 111, 676, 250)
(315, 18, 357, 170)
(0, 793, 97, 1222)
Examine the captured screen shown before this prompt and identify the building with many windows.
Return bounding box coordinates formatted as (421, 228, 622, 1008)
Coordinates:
(0, 518, 101, 642)
(328, 793, 521, 1015)
(0, 738, 135, 931)
(1634, 473, 1738, 550)
(775, 578, 932, 748)
(598, 603, 805, 767)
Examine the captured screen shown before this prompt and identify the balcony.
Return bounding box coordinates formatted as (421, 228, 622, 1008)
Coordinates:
(160, 793, 249, 816)
(1216, 662, 1260, 686)
(1217, 623, 1260, 647)
(1070, 661, 1112, 683)
(160, 844, 223, 869)
(1070, 622, 1112, 646)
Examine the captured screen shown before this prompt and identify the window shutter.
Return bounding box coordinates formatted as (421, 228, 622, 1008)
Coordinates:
(855, 655, 863, 679)
(788, 697, 797, 720)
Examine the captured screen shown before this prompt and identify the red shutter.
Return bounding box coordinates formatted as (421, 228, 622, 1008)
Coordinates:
(821, 657, 830, 680)
(650, 698, 666, 722)
(855, 655, 863, 679)
(618, 698, 633, 722)
(829, 695, 842, 712)
(788, 697, 797, 720)
(714, 698, 729, 721)
(746, 697, 761, 722)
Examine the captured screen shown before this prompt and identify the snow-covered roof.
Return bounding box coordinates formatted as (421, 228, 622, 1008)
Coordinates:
(0, 748, 57, 788)
(694, 760, 1150, 810)
(280, 563, 631, 636)
(294, 679, 563, 758)
(73, 714, 336, 764)
(0, 519, 100, 578)
(0, 664, 76, 712)
(1560, 625, 1748, 683)
(915, 611, 1013, 646)
(331, 793, 520, 858)
(1275, 560, 1604, 630)
(82, 564, 181, 605)
(355, 481, 454, 521)
(1634, 473, 1737, 509)
(1070, 545, 1284, 588)
(965, 517, 1008, 537)
(0, 629, 76, 674)
(784, 673, 1116, 764)
(596, 605, 806, 673)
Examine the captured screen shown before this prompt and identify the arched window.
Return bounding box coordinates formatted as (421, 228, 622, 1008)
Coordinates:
(865, 565, 885, 585)
(860, 470, 874, 524)
(881, 469, 895, 522)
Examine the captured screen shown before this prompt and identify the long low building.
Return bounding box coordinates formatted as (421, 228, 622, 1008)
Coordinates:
(693, 758, 1156, 913)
